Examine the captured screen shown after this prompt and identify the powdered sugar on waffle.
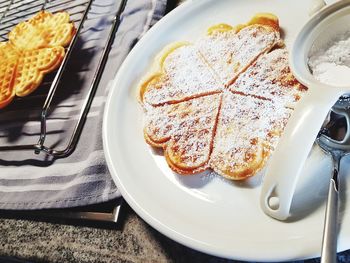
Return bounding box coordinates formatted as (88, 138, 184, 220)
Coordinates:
(210, 91, 291, 178)
(230, 48, 306, 108)
(144, 103, 178, 145)
(140, 18, 307, 179)
(145, 94, 221, 172)
(143, 45, 222, 106)
(166, 94, 221, 170)
(196, 25, 280, 86)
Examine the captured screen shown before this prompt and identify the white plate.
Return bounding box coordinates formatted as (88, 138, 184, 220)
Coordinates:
(103, 0, 350, 261)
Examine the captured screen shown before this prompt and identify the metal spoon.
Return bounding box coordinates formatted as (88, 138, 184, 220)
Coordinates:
(318, 133, 341, 263)
(317, 99, 350, 263)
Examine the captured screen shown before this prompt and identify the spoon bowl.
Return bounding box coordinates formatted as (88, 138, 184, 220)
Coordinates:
(317, 103, 350, 262)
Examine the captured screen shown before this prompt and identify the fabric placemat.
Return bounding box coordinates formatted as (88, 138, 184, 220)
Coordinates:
(0, 0, 167, 209)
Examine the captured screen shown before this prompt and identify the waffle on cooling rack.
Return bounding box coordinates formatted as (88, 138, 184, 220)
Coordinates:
(140, 13, 307, 180)
(0, 11, 75, 109)
(9, 11, 75, 50)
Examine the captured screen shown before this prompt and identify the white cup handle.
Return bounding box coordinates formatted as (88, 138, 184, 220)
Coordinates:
(260, 85, 344, 220)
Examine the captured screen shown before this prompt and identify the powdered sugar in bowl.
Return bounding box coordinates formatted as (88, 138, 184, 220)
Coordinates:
(309, 30, 350, 86)
(261, 0, 350, 221)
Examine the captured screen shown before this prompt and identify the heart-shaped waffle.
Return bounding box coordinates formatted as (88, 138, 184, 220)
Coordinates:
(210, 91, 292, 180)
(140, 14, 308, 180)
(144, 94, 221, 174)
(0, 61, 16, 109)
(0, 44, 17, 109)
(229, 48, 307, 109)
(140, 43, 222, 106)
(0, 11, 74, 108)
(9, 11, 75, 50)
(197, 20, 281, 86)
(15, 46, 65, 97)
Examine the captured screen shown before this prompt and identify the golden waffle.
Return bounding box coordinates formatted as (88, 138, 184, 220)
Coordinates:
(0, 11, 73, 108)
(140, 14, 308, 179)
(140, 43, 222, 106)
(0, 42, 18, 59)
(229, 48, 307, 109)
(9, 11, 75, 50)
(141, 14, 281, 107)
(0, 43, 17, 109)
(0, 61, 17, 109)
(210, 92, 292, 180)
(144, 94, 221, 174)
(0, 61, 16, 109)
(196, 14, 282, 86)
(15, 46, 65, 97)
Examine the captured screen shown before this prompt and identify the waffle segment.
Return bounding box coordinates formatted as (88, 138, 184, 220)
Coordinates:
(15, 46, 65, 97)
(141, 43, 222, 106)
(0, 58, 17, 109)
(197, 21, 281, 86)
(210, 92, 292, 180)
(229, 48, 307, 108)
(0, 43, 17, 109)
(144, 94, 221, 174)
(0, 42, 19, 59)
(9, 11, 75, 50)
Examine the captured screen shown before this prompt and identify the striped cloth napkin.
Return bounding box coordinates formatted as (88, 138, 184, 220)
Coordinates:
(0, 0, 167, 209)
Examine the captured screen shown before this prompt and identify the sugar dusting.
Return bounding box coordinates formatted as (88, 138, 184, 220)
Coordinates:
(210, 91, 291, 177)
(145, 94, 221, 169)
(196, 25, 279, 85)
(141, 22, 306, 178)
(167, 94, 221, 168)
(231, 48, 306, 109)
(143, 45, 222, 106)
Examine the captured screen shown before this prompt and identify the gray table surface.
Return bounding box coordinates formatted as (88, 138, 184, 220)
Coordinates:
(1, 205, 235, 263)
(0, 1, 349, 262)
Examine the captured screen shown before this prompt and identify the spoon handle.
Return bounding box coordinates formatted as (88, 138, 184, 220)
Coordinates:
(321, 155, 340, 263)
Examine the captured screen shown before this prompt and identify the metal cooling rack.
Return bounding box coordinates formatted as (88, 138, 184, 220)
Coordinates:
(0, 0, 127, 226)
(0, 0, 126, 158)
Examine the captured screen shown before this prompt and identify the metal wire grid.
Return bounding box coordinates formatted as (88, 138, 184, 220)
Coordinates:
(0, 0, 126, 224)
(0, 0, 127, 157)
(0, 0, 90, 41)
(0, 0, 90, 98)
(0, 0, 91, 108)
